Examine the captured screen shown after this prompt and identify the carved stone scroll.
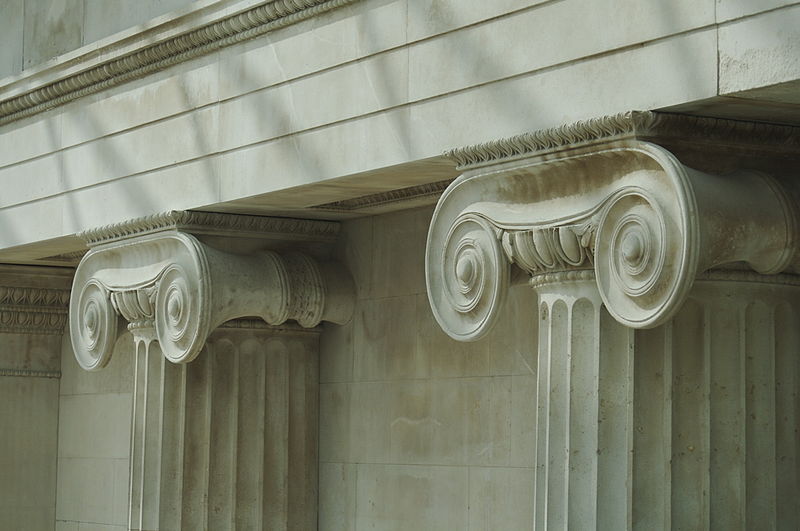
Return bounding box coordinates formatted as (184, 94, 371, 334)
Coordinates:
(70, 219, 354, 371)
(427, 140, 798, 340)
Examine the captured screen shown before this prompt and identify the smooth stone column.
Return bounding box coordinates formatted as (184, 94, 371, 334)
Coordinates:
(128, 321, 319, 531)
(530, 271, 800, 531)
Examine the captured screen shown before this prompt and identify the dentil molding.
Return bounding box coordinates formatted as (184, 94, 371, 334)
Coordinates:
(70, 211, 354, 371)
(427, 112, 800, 341)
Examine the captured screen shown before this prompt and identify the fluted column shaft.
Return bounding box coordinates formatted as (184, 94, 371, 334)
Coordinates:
(128, 324, 319, 531)
(532, 272, 800, 530)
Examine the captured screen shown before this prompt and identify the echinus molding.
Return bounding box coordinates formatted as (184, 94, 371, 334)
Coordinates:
(0, 0, 359, 126)
(445, 111, 800, 169)
(428, 115, 800, 341)
(70, 211, 354, 371)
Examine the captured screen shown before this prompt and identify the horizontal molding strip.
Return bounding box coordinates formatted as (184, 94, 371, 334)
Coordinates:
(0, 368, 61, 379)
(0, 0, 359, 127)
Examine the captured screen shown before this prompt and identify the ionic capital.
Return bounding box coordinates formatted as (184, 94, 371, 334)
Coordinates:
(427, 112, 800, 340)
(70, 211, 354, 371)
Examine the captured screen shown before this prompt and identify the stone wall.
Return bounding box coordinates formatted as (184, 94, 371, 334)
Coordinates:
(0, 334, 60, 531)
(319, 206, 540, 530)
(0, 0, 194, 79)
(55, 331, 134, 531)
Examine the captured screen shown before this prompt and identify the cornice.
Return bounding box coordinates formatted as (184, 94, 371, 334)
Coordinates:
(0, 0, 358, 126)
(445, 111, 800, 169)
(79, 210, 340, 247)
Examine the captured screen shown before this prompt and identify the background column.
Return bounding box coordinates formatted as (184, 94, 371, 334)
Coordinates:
(128, 320, 319, 531)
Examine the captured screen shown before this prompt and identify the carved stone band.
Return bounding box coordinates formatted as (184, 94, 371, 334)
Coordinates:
(426, 140, 798, 340)
(70, 231, 354, 371)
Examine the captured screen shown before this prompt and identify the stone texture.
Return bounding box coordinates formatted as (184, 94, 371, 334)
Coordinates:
(0, 376, 59, 531)
(719, 4, 800, 94)
(23, 0, 84, 69)
(0, 0, 23, 79)
(354, 464, 469, 530)
(716, 0, 799, 22)
(319, 209, 539, 529)
(0, 266, 72, 531)
(56, 329, 133, 530)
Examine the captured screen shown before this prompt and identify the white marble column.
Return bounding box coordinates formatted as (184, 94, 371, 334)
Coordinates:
(67, 211, 354, 531)
(426, 114, 800, 530)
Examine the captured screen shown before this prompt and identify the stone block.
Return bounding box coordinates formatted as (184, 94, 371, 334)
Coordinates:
(0, 332, 62, 372)
(510, 374, 537, 468)
(55, 457, 128, 525)
(716, 0, 799, 22)
(370, 208, 430, 298)
(319, 462, 357, 531)
(408, 0, 714, 101)
(408, 0, 541, 40)
(23, 0, 84, 69)
(0, 0, 23, 79)
(61, 105, 218, 191)
(60, 155, 221, 235)
(416, 292, 490, 378)
(217, 0, 406, 99)
(353, 295, 423, 381)
(82, 0, 193, 45)
(218, 47, 408, 153)
(61, 53, 219, 149)
(57, 393, 132, 459)
(320, 319, 354, 383)
(354, 464, 469, 530)
(0, 112, 61, 170)
(408, 28, 718, 157)
(0, 376, 59, 531)
(0, 153, 62, 209)
(335, 216, 374, 301)
(468, 466, 535, 530)
(719, 4, 800, 94)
